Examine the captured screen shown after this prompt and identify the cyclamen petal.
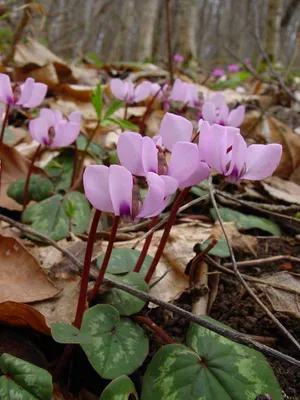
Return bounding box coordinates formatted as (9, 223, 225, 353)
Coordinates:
(134, 81, 152, 102)
(202, 102, 216, 124)
(69, 111, 82, 124)
(137, 173, 166, 218)
(17, 78, 35, 105)
(178, 161, 210, 189)
(225, 132, 247, 179)
(51, 122, 80, 148)
(159, 112, 193, 151)
(168, 141, 199, 186)
(29, 118, 50, 146)
(227, 106, 245, 128)
(110, 79, 126, 100)
(142, 136, 158, 174)
(109, 165, 133, 217)
(0, 74, 13, 104)
(39, 108, 55, 128)
(117, 132, 144, 175)
(22, 82, 47, 108)
(242, 144, 282, 181)
(83, 165, 114, 213)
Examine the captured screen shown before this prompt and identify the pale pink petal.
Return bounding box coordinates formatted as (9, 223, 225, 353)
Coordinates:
(22, 83, 47, 108)
(137, 173, 165, 218)
(201, 124, 227, 174)
(109, 165, 133, 217)
(51, 122, 80, 148)
(178, 161, 211, 189)
(110, 79, 126, 100)
(69, 111, 82, 124)
(169, 78, 184, 102)
(160, 175, 178, 197)
(217, 103, 229, 124)
(153, 135, 163, 147)
(225, 126, 240, 147)
(0, 74, 13, 104)
(225, 132, 247, 178)
(159, 112, 193, 151)
(242, 144, 282, 181)
(198, 120, 212, 160)
(83, 165, 114, 213)
(185, 84, 198, 106)
(151, 83, 161, 97)
(168, 142, 199, 185)
(117, 132, 144, 175)
(202, 102, 216, 124)
(134, 81, 152, 102)
(54, 109, 63, 123)
(17, 78, 34, 105)
(227, 106, 245, 127)
(39, 108, 55, 128)
(210, 93, 226, 107)
(29, 118, 49, 145)
(142, 136, 158, 174)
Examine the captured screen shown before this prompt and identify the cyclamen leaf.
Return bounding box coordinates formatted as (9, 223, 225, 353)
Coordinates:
(7, 175, 53, 205)
(100, 375, 138, 400)
(104, 272, 149, 315)
(142, 317, 282, 400)
(97, 248, 152, 276)
(51, 323, 92, 344)
(200, 238, 230, 258)
(80, 305, 149, 379)
(0, 353, 52, 400)
(22, 191, 90, 241)
(210, 207, 281, 236)
(45, 149, 75, 191)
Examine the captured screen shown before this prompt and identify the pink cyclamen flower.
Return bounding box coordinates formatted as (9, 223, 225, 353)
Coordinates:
(244, 57, 251, 64)
(227, 64, 240, 72)
(198, 121, 282, 183)
(169, 78, 199, 107)
(0, 74, 47, 108)
(110, 78, 152, 104)
(201, 93, 245, 127)
(117, 113, 210, 189)
(84, 165, 178, 220)
(29, 108, 81, 148)
(212, 69, 224, 78)
(173, 54, 184, 63)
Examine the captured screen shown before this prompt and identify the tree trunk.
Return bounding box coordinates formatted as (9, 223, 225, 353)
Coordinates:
(137, 0, 160, 61)
(264, 0, 283, 62)
(177, 0, 198, 62)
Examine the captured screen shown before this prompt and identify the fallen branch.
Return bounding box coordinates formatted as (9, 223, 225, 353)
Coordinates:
(224, 255, 300, 268)
(209, 178, 300, 352)
(1, 213, 300, 367)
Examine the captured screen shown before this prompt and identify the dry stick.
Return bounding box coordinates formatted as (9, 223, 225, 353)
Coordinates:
(22, 144, 42, 212)
(132, 193, 210, 250)
(165, 0, 174, 85)
(134, 316, 175, 344)
(145, 188, 190, 283)
(217, 191, 300, 224)
(208, 178, 300, 352)
(88, 215, 120, 302)
(224, 255, 300, 268)
(139, 89, 162, 135)
(0, 214, 299, 367)
(133, 216, 159, 273)
(252, 0, 300, 104)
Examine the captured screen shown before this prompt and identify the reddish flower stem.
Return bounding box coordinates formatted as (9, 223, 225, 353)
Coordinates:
(139, 89, 162, 135)
(145, 187, 190, 283)
(88, 215, 120, 302)
(22, 144, 41, 212)
(73, 209, 102, 328)
(134, 315, 176, 344)
(0, 104, 10, 194)
(133, 216, 158, 273)
(70, 141, 78, 189)
(178, 101, 189, 115)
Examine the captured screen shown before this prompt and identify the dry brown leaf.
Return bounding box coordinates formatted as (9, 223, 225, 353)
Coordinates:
(15, 63, 59, 89)
(257, 272, 300, 318)
(0, 301, 50, 334)
(242, 111, 300, 182)
(59, 84, 94, 102)
(0, 143, 46, 210)
(261, 176, 300, 205)
(0, 235, 59, 303)
(48, 96, 97, 121)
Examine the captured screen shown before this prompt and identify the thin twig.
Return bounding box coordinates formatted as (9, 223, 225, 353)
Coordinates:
(132, 193, 209, 249)
(209, 178, 300, 352)
(224, 255, 300, 268)
(1, 213, 300, 366)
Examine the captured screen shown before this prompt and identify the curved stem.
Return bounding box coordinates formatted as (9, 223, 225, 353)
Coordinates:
(0, 104, 10, 194)
(88, 215, 120, 302)
(134, 315, 175, 344)
(133, 216, 158, 273)
(70, 141, 78, 189)
(139, 89, 162, 135)
(178, 101, 189, 115)
(22, 144, 41, 212)
(74, 209, 101, 328)
(145, 188, 190, 283)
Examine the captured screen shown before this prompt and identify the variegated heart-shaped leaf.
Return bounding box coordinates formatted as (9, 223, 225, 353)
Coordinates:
(80, 305, 149, 379)
(100, 375, 138, 400)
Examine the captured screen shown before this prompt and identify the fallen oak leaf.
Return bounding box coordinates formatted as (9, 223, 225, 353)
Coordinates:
(0, 234, 59, 303)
